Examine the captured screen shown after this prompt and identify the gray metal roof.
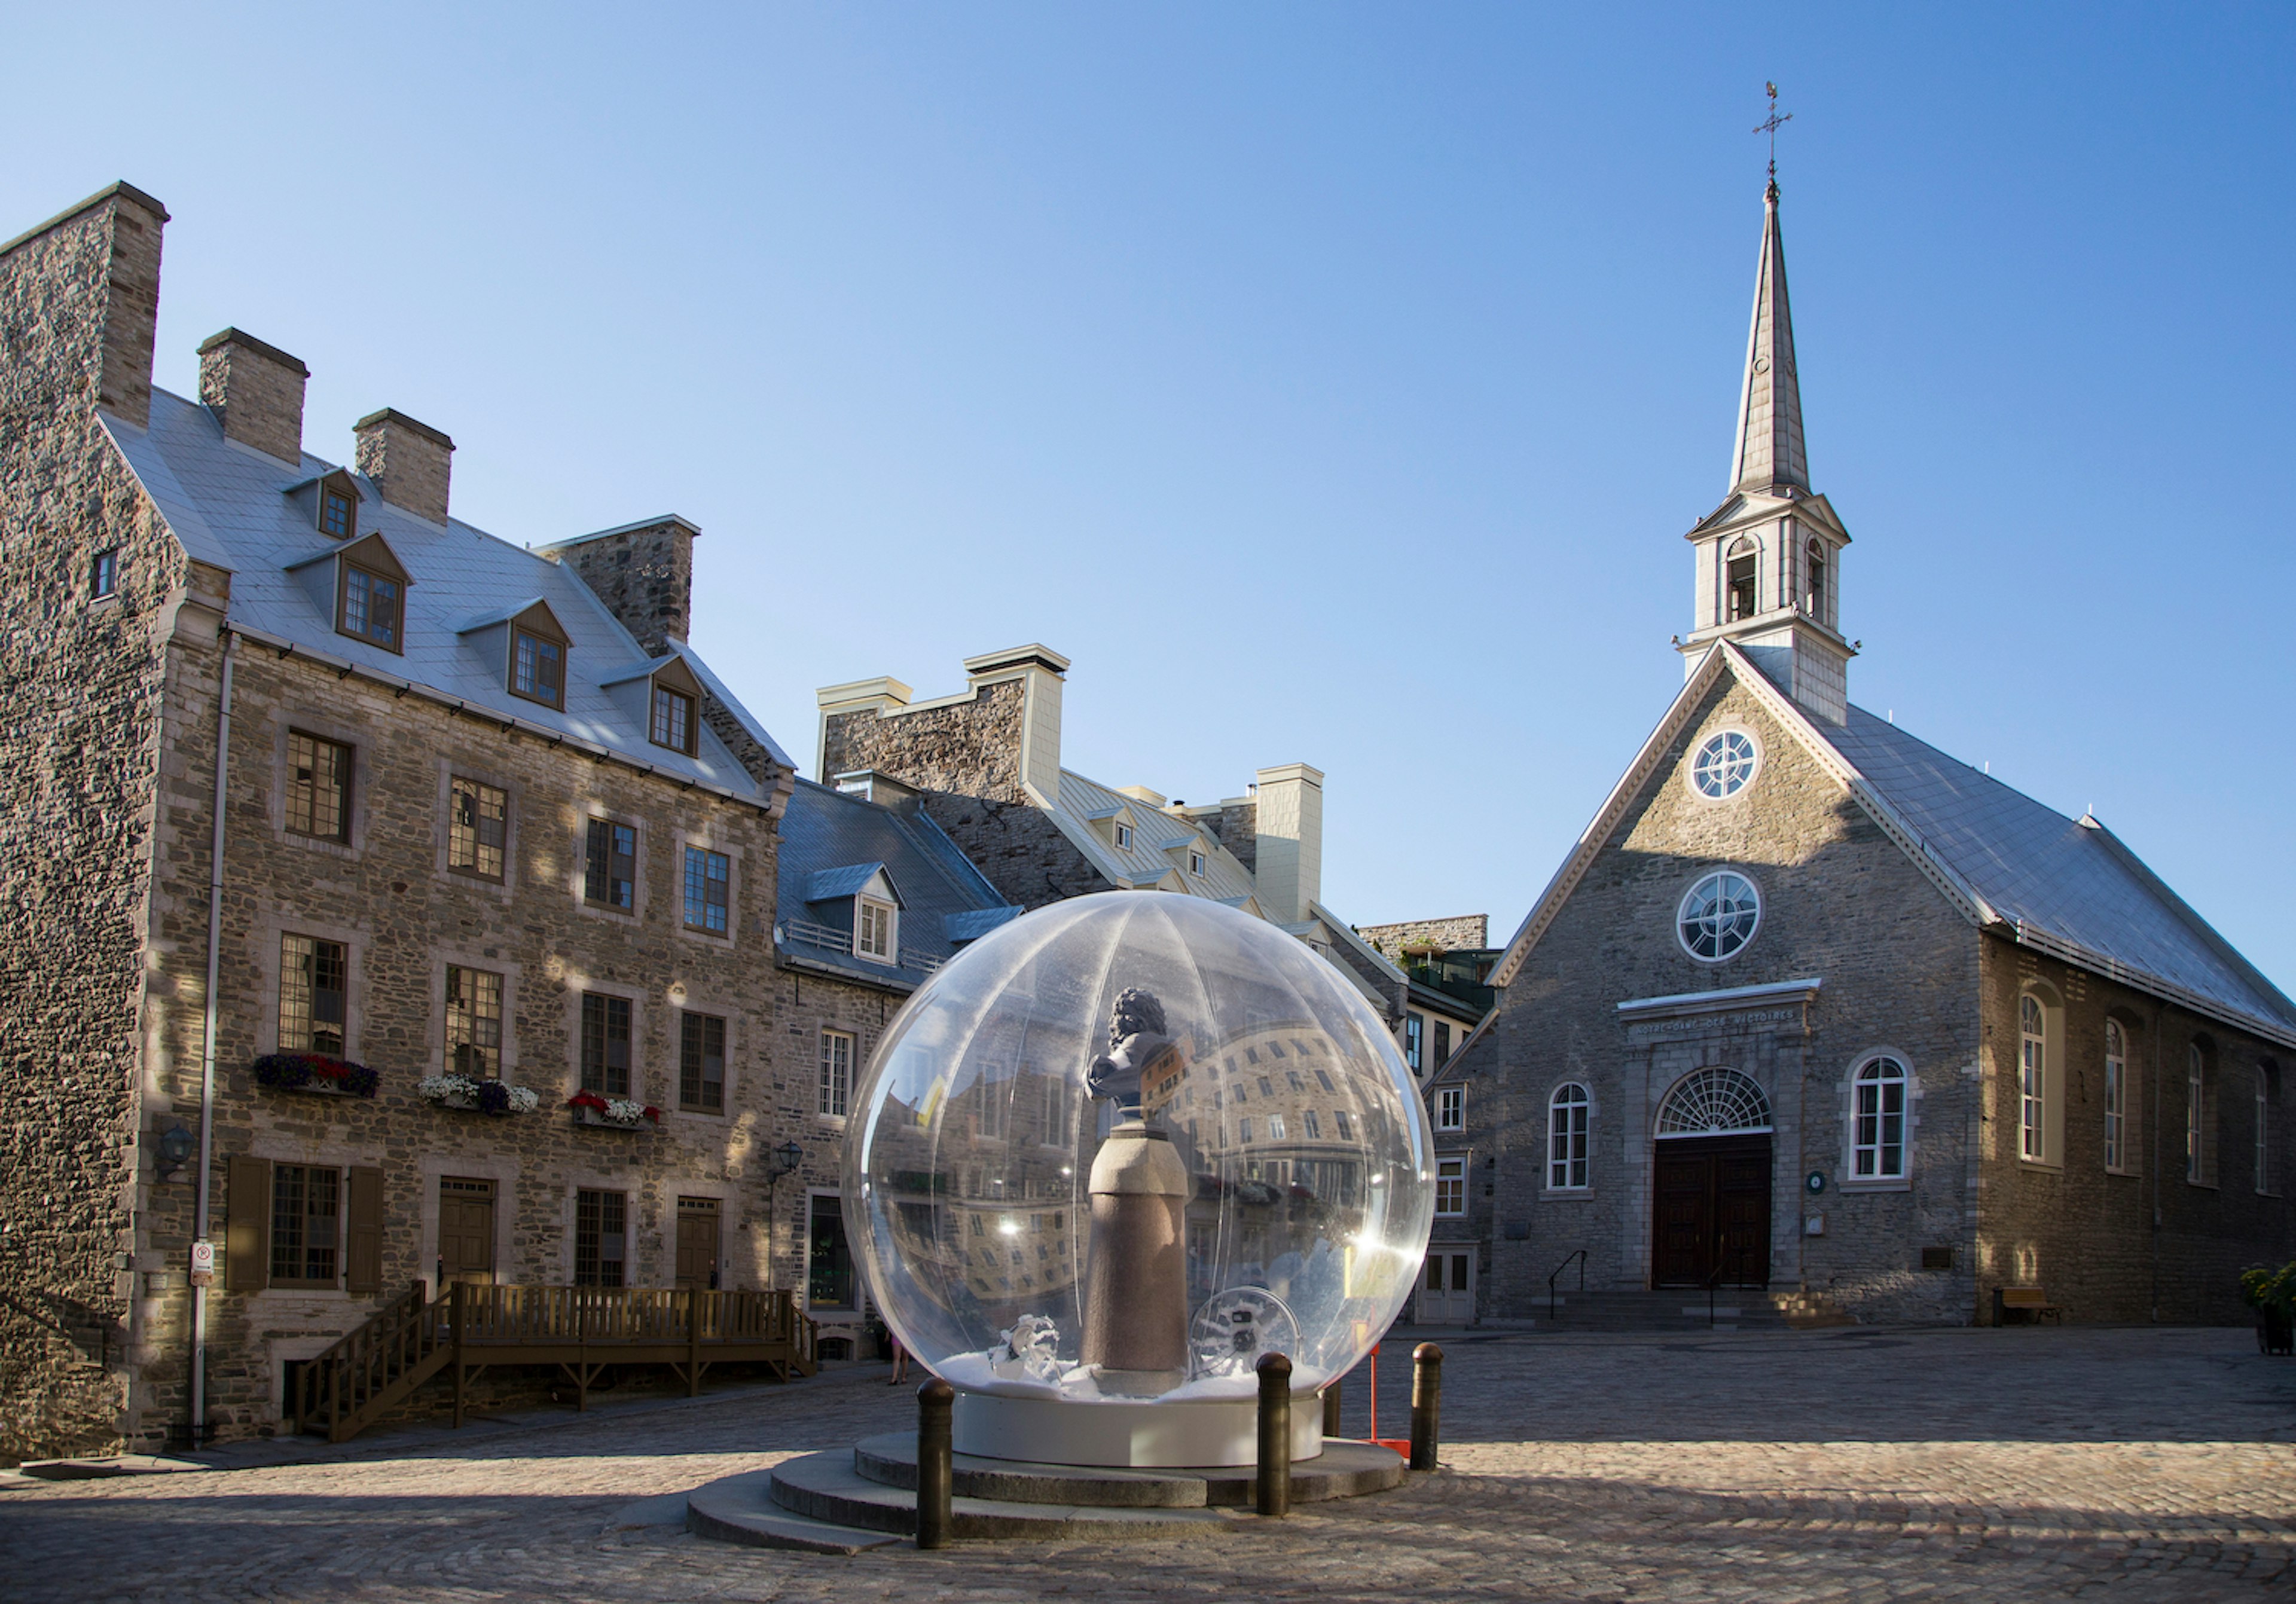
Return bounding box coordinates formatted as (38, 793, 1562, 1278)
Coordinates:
(1050, 768, 1258, 901)
(102, 390, 775, 801)
(1823, 706, 2296, 1040)
(775, 779, 1019, 989)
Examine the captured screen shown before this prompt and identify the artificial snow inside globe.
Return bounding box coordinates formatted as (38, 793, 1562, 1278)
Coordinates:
(844, 892, 1434, 1468)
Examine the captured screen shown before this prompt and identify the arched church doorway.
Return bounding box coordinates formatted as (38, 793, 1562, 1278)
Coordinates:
(1651, 1068, 1773, 1288)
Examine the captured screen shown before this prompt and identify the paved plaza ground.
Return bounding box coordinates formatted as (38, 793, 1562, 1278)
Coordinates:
(4, 1324, 2292, 1601)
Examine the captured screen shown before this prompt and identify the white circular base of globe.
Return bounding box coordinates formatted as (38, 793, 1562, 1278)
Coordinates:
(951, 1389, 1326, 1468)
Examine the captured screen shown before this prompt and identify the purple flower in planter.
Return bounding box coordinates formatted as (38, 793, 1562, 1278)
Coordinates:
(475, 1079, 512, 1115)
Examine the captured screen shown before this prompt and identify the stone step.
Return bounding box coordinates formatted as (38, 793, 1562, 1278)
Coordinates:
(766, 1451, 1248, 1541)
(684, 1471, 904, 1553)
(848, 1432, 1407, 1509)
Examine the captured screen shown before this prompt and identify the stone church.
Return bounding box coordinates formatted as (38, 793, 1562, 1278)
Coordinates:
(1443, 178, 2296, 1327)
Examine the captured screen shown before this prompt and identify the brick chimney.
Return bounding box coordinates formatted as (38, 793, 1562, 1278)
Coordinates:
(1251, 763, 1323, 924)
(352, 408, 453, 524)
(197, 328, 307, 463)
(536, 515, 698, 655)
(0, 182, 169, 429)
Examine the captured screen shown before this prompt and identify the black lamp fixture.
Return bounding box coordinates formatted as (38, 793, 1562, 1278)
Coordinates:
(155, 1125, 197, 1180)
(768, 1140, 804, 1182)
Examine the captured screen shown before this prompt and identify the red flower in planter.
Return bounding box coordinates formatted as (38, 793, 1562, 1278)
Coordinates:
(642, 1106, 664, 1125)
(567, 1092, 611, 1114)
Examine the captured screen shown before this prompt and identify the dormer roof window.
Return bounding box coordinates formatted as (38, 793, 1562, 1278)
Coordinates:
(288, 530, 408, 655)
(802, 863, 904, 968)
(317, 469, 359, 540)
(501, 600, 570, 710)
(652, 682, 695, 754)
(1115, 821, 1134, 851)
(1189, 848, 1207, 876)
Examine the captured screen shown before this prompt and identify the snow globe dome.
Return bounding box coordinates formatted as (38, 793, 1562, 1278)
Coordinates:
(844, 891, 1434, 1466)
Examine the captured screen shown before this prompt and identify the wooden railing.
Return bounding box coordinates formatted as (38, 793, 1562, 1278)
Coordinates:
(291, 1282, 819, 1443)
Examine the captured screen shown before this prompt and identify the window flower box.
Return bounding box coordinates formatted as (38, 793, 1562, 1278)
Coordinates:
(252, 1053, 379, 1099)
(419, 1074, 539, 1115)
(569, 1091, 661, 1129)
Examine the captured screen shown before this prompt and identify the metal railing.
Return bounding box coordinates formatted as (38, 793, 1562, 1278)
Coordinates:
(1547, 1248, 1587, 1321)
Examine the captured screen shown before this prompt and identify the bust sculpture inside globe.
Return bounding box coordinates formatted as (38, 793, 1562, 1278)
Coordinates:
(842, 892, 1434, 1467)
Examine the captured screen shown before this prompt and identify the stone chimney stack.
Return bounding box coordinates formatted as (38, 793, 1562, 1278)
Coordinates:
(535, 516, 698, 655)
(0, 182, 169, 429)
(197, 328, 307, 463)
(352, 408, 453, 524)
(1251, 763, 1324, 925)
(963, 645, 1067, 801)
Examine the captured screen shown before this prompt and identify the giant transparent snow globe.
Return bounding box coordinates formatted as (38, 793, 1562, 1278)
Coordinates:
(844, 892, 1433, 1466)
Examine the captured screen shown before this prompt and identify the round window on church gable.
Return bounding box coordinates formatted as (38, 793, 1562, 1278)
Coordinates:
(1677, 870, 1761, 962)
(1690, 731, 1758, 800)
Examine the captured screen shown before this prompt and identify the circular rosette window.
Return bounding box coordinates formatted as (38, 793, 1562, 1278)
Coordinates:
(843, 893, 1434, 1405)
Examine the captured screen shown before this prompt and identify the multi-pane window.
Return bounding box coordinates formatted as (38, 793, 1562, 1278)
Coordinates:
(1403, 1015, 1422, 1074)
(575, 1189, 627, 1287)
(448, 777, 508, 880)
(1113, 823, 1133, 850)
(683, 846, 729, 934)
(445, 966, 503, 1079)
(1333, 1109, 1353, 1140)
(320, 483, 356, 539)
(651, 685, 695, 753)
(1189, 850, 1205, 875)
(1852, 1056, 1908, 1180)
(1303, 1109, 1321, 1139)
(270, 1163, 340, 1287)
(1433, 1020, 1452, 1069)
(1268, 1114, 1287, 1141)
(584, 819, 636, 911)
(286, 731, 352, 842)
(1805, 538, 1826, 616)
(2187, 1044, 2210, 1184)
(512, 628, 563, 709)
(680, 1011, 726, 1113)
(819, 1030, 853, 1118)
(2020, 996, 2047, 1162)
(1435, 1156, 1466, 1216)
(856, 898, 894, 961)
(581, 994, 632, 1097)
(90, 549, 118, 599)
(1436, 1086, 1464, 1132)
(338, 564, 401, 650)
(279, 934, 347, 1055)
(2104, 1020, 2128, 1171)
(1549, 1083, 1589, 1189)
(1238, 1117, 1253, 1144)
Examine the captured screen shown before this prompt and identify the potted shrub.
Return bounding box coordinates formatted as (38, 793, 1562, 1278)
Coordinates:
(2239, 1261, 2295, 1356)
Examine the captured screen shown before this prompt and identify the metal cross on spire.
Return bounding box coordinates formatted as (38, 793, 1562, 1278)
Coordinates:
(1754, 81, 1793, 190)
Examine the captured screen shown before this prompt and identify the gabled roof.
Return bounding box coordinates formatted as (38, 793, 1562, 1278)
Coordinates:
(100, 389, 778, 802)
(1041, 768, 1259, 899)
(774, 780, 1019, 991)
(1491, 643, 2296, 1049)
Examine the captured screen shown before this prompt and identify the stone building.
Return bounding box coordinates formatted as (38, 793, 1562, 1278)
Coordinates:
(767, 771, 1019, 1356)
(1356, 915, 1495, 1084)
(0, 183, 835, 1461)
(1446, 176, 2296, 1328)
(816, 646, 1409, 1022)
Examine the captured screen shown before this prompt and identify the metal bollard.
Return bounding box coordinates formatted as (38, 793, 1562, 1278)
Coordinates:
(916, 1377, 954, 1548)
(1254, 1351, 1293, 1517)
(1409, 1342, 1443, 1471)
(1322, 1379, 1342, 1438)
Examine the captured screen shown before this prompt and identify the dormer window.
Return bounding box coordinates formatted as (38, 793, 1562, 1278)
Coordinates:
(512, 627, 564, 709)
(1114, 823, 1134, 850)
(340, 564, 399, 650)
(1726, 536, 1759, 621)
(651, 684, 696, 754)
(321, 485, 355, 538)
(1189, 849, 1206, 876)
(857, 897, 897, 964)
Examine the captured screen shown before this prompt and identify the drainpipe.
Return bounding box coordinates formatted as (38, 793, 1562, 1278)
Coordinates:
(191, 629, 236, 1443)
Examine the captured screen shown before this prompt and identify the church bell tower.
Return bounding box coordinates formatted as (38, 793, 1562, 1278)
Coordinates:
(1676, 176, 1854, 724)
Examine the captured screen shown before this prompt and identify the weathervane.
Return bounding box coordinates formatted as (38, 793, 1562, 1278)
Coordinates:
(1754, 81, 1793, 190)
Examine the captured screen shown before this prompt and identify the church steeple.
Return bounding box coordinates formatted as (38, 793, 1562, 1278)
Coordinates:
(1678, 170, 1855, 725)
(1728, 181, 1808, 496)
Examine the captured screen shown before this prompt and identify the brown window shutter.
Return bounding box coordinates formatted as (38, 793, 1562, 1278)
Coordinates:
(346, 1166, 384, 1294)
(225, 1156, 272, 1292)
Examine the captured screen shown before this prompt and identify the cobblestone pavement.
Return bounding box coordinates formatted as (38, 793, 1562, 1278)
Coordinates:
(5, 1326, 2292, 1602)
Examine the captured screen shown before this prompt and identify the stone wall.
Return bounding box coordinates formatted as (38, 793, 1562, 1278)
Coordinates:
(1463, 670, 1984, 1326)
(1973, 936, 2295, 1324)
(124, 637, 794, 1448)
(1358, 915, 1489, 962)
(542, 520, 694, 658)
(0, 185, 182, 1464)
(1212, 798, 1257, 874)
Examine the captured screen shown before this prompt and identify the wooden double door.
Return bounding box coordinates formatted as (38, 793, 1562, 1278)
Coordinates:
(1651, 1135, 1772, 1288)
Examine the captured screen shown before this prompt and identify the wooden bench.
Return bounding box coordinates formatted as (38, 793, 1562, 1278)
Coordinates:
(1993, 1286, 2061, 1326)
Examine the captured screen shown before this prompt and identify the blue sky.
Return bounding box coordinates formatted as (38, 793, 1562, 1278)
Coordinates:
(8, 6, 2293, 986)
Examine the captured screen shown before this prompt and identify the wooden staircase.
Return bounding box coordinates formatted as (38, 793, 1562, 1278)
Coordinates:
(289, 1281, 821, 1444)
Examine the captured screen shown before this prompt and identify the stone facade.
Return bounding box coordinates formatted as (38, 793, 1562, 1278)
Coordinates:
(0, 185, 822, 1461)
(1358, 915, 1489, 963)
(540, 518, 696, 658)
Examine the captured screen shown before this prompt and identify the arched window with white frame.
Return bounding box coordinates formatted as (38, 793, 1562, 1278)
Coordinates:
(2103, 1019, 2127, 1171)
(1805, 537, 1827, 620)
(2019, 995, 2047, 1162)
(1850, 1055, 1909, 1180)
(1725, 536, 1759, 622)
(1548, 1083, 1590, 1190)
(2187, 1040, 2214, 1185)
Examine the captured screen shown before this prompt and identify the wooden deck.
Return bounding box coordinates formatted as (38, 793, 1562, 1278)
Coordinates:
(290, 1282, 819, 1443)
